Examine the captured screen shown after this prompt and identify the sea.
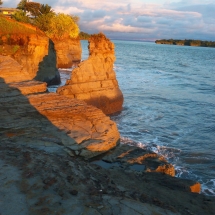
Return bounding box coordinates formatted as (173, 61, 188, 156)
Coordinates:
(49, 40, 215, 196)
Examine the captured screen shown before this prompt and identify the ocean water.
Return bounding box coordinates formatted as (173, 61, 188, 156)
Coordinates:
(54, 40, 215, 196)
(81, 40, 215, 195)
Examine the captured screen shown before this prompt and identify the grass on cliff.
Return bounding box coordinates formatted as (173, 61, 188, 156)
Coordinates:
(0, 16, 36, 35)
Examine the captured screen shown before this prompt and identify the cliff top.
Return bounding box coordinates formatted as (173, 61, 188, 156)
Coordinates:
(0, 16, 44, 36)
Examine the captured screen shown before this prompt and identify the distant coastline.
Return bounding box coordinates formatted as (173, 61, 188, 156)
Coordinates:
(155, 39, 215, 48)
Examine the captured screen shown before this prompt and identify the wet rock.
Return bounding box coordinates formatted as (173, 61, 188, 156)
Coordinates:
(102, 144, 175, 176)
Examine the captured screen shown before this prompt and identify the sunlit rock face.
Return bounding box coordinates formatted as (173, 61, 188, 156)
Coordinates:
(57, 33, 123, 115)
(0, 19, 60, 85)
(13, 34, 60, 86)
(53, 38, 81, 68)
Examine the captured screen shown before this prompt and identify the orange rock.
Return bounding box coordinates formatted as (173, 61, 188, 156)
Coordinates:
(53, 38, 81, 68)
(9, 80, 47, 95)
(154, 164, 175, 177)
(0, 19, 60, 85)
(190, 182, 201, 193)
(57, 33, 123, 115)
(27, 93, 120, 159)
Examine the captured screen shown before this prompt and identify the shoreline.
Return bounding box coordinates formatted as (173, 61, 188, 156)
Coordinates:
(0, 78, 214, 215)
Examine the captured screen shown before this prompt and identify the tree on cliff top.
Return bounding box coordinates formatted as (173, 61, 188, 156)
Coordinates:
(17, 0, 27, 11)
(0, 0, 3, 6)
(39, 4, 55, 15)
(25, 2, 41, 17)
(45, 13, 79, 40)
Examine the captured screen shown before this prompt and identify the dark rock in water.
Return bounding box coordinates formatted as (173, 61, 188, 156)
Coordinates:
(102, 144, 175, 176)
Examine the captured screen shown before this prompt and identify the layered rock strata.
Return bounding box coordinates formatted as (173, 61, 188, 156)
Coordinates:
(0, 18, 60, 85)
(57, 33, 123, 115)
(0, 79, 120, 159)
(53, 38, 81, 68)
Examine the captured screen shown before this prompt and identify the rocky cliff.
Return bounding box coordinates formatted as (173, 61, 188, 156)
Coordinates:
(0, 17, 60, 85)
(57, 33, 123, 115)
(53, 38, 81, 68)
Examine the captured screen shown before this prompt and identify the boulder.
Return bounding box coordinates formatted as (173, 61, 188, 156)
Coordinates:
(57, 33, 123, 115)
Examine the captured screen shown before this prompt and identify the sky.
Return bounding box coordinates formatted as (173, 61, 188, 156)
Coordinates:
(2, 0, 215, 41)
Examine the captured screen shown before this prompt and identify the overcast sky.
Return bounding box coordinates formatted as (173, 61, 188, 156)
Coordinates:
(2, 0, 215, 41)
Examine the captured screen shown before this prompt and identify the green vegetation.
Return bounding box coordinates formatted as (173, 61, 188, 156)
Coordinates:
(13, 45, 20, 54)
(17, 0, 27, 11)
(12, 10, 30, 23)
(39, 4, 55, 15)
(44, 13, 79, 39)
(79, 31, 91, 40)
(0, 16, 36, 35)
(155, 39, 215, 48)
(12, 1, 80, 40)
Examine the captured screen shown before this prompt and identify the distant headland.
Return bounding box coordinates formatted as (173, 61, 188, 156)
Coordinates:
(155, 39, 215, 48)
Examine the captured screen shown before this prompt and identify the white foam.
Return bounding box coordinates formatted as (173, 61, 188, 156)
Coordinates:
(201, 179, 215, 196)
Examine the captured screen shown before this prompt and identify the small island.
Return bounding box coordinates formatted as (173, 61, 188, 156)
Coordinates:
(155, 39, 215, 47)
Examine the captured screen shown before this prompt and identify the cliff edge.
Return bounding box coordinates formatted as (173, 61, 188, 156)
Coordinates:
(0, 17, 60, 85)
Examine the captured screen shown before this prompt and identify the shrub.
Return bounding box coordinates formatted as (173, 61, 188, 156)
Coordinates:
(12, 10, 30, 23)
(45, 13, 79, 40)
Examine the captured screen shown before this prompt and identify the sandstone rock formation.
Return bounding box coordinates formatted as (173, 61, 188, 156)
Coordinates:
(53, 38, 81, 68)
(0, 78, 120, 159)
(57, 33, 123, 115)
(0, 55, 31, 83)
(27, 93, 120, 159)
(0, 17, 60, 85)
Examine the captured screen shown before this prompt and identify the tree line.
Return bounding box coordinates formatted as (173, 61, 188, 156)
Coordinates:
(1, 0, 91, 40)
(13, 0, 80, 40)
(155, 39, 215, 48)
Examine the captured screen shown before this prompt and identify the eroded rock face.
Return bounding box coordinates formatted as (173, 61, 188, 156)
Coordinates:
(0, 55, 31, 83)
(0, 78, 120, 159)
(0, 19, 60, 85)
(27, 93, 120, 159)
(13, 35, 60, 85)
(57, 33, 123, 115)
(53, 38, 81, 68)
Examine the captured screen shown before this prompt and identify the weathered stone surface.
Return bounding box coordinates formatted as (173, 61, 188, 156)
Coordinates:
(102, 144, 175, 176)
(9, 80, 47, 95)
(1, 144, 214, 215)
(57, 33, 123, 114)
(53, 38, 81, 68)
(0, 55, 31, 83)
(0, 18, 60, 85)
(0, 79, 119, 159)
(27, 93, 120, 158)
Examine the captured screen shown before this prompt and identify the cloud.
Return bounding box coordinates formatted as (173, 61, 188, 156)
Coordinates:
(2, 0, 215, 41)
